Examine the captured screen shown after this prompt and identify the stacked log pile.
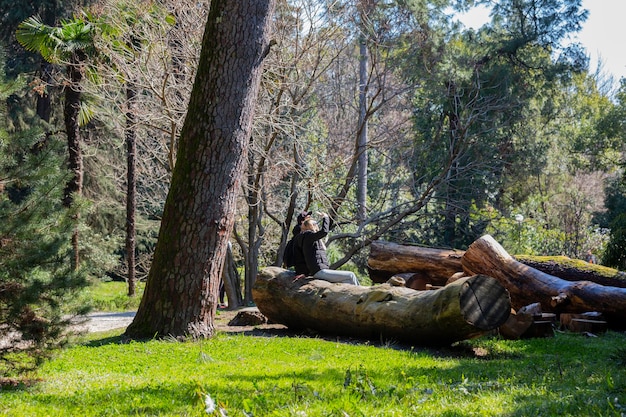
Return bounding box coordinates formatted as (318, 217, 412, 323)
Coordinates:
(368, 235, 624, 337)
(252, 235, 621, 345)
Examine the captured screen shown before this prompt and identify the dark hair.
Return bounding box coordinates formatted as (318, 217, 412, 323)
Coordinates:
(297, 211, 312, 224)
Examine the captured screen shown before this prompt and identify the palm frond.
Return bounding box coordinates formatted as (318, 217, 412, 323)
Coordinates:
(16, 15, 98, 64)
(15, 16, 60, 63)
(78, 101, 95, 127)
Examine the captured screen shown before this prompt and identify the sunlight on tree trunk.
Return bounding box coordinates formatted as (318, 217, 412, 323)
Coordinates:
(125, 0, 276, 339)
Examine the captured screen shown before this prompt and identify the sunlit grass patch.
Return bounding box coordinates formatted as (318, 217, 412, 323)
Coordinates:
(2, 330, 626, 416)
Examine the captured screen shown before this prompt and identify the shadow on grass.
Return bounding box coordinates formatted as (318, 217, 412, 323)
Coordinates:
(21, 382, 204, 415)
(79, 317, 524, 360)
(84, 334, 131, 347)
(221, 326, 519, 360)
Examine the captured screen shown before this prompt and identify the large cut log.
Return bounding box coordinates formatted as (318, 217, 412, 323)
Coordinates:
(461, 235, 626, 324)
(368, 240, 626, 289)
(252, 267, 511, 346)
(515, 256, 626, 288)
(367, 240, 464, 285)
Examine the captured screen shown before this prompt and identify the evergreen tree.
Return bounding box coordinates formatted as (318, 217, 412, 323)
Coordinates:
(16, 14, 100, 269)
(0, 51, 88, 375)
(406, 0, 588, 249)
(593, 80, 626, 268)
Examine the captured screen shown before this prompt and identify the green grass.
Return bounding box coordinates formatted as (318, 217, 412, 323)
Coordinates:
(2, 329, 626, 416)
(72, 280, 145, 313)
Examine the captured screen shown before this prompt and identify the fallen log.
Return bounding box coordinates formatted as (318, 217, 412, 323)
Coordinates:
(367, 240, 464, 285)
(252, 267, 511, 346)
(461, 235, 626, 324)
(368, 240, 626, 289)
(515, 256, 626, 288)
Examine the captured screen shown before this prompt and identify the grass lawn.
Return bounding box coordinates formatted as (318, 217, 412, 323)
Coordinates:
(2, 326, 626, 416)
(73, 280, 145, 312)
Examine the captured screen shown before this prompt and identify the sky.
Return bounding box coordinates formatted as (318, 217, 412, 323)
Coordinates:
(577, 0, 624, 81)
(456, 1, 625, 83)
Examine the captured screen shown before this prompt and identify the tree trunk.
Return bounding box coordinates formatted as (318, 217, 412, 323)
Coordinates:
(125, 0, 276, 339)
(461, 235, 626, 324)
(243, 145, 262, 305)
(36, 61, 52, 122)
(367, 240, 464, 285)
(253, 267, 511, 346)
(63, 62, 84, 271)
(222, 242, 243, 309)
(356, 18, 368, 223)
(125, 82, 137, 297)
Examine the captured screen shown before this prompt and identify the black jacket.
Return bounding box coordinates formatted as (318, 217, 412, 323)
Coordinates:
(293, 216, 331, 276)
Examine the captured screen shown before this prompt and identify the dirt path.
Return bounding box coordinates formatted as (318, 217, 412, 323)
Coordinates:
(73, 308, 284, 334)
(72, 311, 137, 333)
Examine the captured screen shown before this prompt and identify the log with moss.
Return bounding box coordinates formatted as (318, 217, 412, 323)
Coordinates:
(252, 267, 511, 346)
(368, 240, 626, 289)
(514, 256, 626, 288)
(461, 235, 626, 324)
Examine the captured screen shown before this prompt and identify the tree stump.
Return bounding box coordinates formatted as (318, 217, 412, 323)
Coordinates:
(567, 319, 608, 334)
(252, 267, 511, 346)
(559, 312, 607, 333)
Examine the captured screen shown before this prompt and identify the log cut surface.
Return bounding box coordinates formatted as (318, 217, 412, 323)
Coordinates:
(461, 235, 626, 324)
(252, 267, 511, 346)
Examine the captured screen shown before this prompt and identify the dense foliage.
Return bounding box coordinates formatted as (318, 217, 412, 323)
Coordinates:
(0, 53, 89, 373)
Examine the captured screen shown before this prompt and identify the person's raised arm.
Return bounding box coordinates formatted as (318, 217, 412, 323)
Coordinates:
(309, 213, 330, 240)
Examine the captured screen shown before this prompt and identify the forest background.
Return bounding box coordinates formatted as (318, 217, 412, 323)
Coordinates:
(1, 0, 626, 359)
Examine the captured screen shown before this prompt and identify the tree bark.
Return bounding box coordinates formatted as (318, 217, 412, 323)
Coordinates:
(461, 235, 626, 324)
(63, 61, 84, 271)
(253, 267, 511, 346)
(368, 240, 626, 289)
(222, 242, 243, 309)
(62, 63, 84, 209)
(367, 240, 464, 285)
(515, 256, 626, 288)
(125, 81, 137, 297)
(125, 0, 276, 339)
(356, 2, 369, 223)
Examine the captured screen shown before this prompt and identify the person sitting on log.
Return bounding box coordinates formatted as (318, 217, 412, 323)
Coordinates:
(293, 212, 360, 285)
(283, 210, 312, 269)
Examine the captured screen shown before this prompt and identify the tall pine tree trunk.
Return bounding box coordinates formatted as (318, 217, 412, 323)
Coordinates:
(244, 158, 261, 305)
(125, 0, 276, 339)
